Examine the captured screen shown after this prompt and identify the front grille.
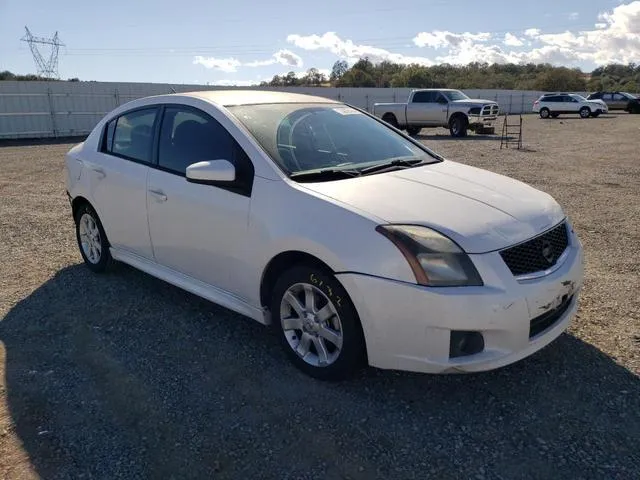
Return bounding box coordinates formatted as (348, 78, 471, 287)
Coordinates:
(500, 222, 569, 276)
(529, 294, 573, 338)
(481, 105, 500, 116)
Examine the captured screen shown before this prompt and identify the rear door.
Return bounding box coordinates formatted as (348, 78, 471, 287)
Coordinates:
(406, 91, 447, 126)
(87, 107, 158, 259)
(611, 93, 627, 110)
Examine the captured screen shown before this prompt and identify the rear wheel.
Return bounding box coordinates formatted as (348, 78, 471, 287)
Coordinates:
(74, 203, 112, 273)
(579, 106, 591, 118)
(271, 265, 366, 380)
(540, 108, 551, 119)
(382, 113, 399, 129)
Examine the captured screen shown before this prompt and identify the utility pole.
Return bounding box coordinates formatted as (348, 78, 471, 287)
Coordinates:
(21, 26, 65, 79)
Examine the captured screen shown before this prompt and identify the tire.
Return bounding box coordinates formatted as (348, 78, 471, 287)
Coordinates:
(579, 107, 591, 118)
(406, 126, 421, 136)
(74, 203, 113, 273)
(449, 115, 468, 137)
(271, 265, 366, 381)
(382, 114, 399, 129)
(540, 108, 551, 119)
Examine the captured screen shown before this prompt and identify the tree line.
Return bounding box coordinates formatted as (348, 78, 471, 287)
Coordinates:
(0, 71, 80, 81)
(260, 60, 640, 92)
(3, 61, 639, 92)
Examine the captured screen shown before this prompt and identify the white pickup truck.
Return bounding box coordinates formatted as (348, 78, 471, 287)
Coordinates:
(373, 89, 500, 137)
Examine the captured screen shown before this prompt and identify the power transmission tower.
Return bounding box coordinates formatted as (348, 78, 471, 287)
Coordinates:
(20, 26, 65, 79)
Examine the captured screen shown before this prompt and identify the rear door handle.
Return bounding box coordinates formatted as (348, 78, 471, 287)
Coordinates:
(148, 189, 167, 202)
(91, 166, 106, 178)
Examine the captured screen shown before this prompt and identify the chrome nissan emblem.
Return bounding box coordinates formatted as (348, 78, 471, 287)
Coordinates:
(541, 240, 554, 264)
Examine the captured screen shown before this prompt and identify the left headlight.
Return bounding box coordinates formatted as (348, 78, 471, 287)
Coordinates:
(376, 225, 483, 287)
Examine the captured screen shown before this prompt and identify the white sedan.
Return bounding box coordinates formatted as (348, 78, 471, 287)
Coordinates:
(65, 90, 584, 380)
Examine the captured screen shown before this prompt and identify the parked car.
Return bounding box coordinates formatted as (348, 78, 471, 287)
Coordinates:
(586, 91, 639, 112)
(373, 89, 500, 137)
(533, 93, 608, 119)
(65, 90, 584, 380)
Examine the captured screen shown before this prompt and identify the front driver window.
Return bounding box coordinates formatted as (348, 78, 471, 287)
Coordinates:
(158, 107, 234, 175)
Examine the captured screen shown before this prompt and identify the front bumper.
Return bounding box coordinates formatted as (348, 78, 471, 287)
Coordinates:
(337, 228, 584, 374)
(468, 114, 497, 125)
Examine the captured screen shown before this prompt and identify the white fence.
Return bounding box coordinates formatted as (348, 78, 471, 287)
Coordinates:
(0, 80, 571, 139)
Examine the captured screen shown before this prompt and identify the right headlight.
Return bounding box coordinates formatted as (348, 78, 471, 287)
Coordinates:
(376, 224, 483, 287)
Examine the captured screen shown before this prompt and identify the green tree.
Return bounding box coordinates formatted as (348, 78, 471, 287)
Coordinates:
(390, 65, 433, 88)
(329, 60, 349, 84)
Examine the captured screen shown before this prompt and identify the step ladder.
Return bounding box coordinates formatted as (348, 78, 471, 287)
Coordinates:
(500, 113, 523, 150)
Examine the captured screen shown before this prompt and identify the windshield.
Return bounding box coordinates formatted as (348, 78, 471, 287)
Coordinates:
(443, 90, 470, 101)
(571, 94, 587, 101)
(228, 103, 440, 176)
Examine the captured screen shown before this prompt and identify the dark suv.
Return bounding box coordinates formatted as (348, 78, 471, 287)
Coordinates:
(586, 91, 639, 113)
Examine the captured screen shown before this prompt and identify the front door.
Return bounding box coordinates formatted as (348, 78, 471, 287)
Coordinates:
(146, 105, 254, 297)
(406, 90, 448, 126)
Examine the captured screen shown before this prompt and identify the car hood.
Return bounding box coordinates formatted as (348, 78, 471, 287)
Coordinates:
(451, 99, 497, 106)
(300, 161, 565, 253)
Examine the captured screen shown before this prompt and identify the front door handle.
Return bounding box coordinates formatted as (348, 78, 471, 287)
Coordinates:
(148, 189, 167, 202)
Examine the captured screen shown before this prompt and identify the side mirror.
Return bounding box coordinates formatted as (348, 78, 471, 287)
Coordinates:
(186, 160, 235, 184)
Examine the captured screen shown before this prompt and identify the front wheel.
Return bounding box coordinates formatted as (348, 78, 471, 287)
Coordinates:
(271, 265, 366, 380)
(449, 115, 468, 137)
(579, 107, 591, 118)
(540, 108, 551, 119)
(75, 203, 112, 273)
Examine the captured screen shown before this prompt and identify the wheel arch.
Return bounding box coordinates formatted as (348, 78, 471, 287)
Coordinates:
(260, 250, 335, 309)
(71, 195, 93, 219)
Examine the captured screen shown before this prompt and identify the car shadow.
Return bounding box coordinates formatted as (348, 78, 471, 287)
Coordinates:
(1, 264, 638, 479)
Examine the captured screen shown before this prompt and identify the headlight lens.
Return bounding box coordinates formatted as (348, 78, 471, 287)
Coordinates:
(376, 225, 483, 287)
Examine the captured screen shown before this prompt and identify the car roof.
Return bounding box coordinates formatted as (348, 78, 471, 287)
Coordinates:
(412, 88, 460, 92)
(174, 89, 340, 107)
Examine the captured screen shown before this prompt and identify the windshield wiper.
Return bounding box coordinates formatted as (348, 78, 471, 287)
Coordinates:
(359, 157, 427, 175)
(289, 168, 362, 182)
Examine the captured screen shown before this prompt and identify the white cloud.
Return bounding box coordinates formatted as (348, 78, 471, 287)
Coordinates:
(531, 0, 640, 65)
(273, 49, 303, 67)
(193, 56, 242, 73)
(287, 32, 433, 66)
(504, 33, 524, 47)
(524, 28, 541, 38)
(413, 31, 491, 49)
(195, 49, 303, 72)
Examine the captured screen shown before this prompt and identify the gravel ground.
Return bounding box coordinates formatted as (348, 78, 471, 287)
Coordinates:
(1, 114, 639, 480)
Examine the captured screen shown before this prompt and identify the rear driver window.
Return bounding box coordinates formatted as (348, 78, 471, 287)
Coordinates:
(107, 108, 157, 163)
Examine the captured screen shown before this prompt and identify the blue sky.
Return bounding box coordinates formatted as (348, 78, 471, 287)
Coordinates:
(1, 0, 638, 85)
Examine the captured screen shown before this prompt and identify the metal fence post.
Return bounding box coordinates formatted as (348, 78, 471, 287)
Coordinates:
(46, 86, 58, 138)
(114, 88, 120, 107)
(365, 94, 369, 112)
(393, 91, 397, 102)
